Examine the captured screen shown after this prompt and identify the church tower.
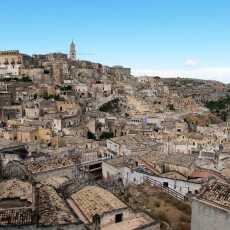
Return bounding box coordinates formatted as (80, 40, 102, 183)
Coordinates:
(68, 40, 76, 60)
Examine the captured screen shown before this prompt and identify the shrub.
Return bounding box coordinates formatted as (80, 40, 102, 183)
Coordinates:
(176, 203, 191, 215)
(176, 222, 190, 230)
(87, 131, 96, 140)
(154, 201, 161, 208)
(100, 132, 114, 140)
(179, 214, 190, 223)
(157, 211, 170, 224)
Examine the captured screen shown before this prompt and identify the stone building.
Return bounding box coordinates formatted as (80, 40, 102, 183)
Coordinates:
(20, 68, 45, 83)
(136, 151, 197, 178)
(0, 179, 84, 229)
(1, 160, 29, 180)
(41, 61, 68, 84)
(16, 127, 38, 144)
(67, 185, 160, 230)
(0, 50, 31, 75)
(0, 50, 23, 75)
(0, 141, 28, 166)
(0, 105, 22, 120)
(102, 157, 202, 196)
(56, 99, 80, 113)
(68, 41, 76, 61)
(24, 106, 40, 119)
(24, 157, 75, 182)
(74, 83, 88, 98)
(0, 92, 13, 107)
(111, 65, 131, 77)
(191, 182, 230, 230)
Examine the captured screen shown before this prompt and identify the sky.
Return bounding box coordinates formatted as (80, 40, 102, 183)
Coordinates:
(1, 0, 230, 82)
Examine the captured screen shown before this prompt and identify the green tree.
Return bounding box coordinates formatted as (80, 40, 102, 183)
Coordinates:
(100, 132, 114, 140)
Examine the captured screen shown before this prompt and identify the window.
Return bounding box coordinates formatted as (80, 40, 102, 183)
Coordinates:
(163, 182, 168, 188)
(115, 213, 123, 223)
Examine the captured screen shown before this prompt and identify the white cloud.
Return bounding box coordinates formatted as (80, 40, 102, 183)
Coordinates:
(184, 58, 199, 67)
(132, 67, 230, 83)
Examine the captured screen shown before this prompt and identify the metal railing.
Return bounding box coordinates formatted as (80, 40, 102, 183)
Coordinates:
(144, 176, 186, 201)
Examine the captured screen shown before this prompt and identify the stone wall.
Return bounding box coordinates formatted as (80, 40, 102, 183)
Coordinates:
(191, 199, 230, 230)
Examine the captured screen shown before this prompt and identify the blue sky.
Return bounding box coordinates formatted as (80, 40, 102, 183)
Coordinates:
(1, 0, 230, 82)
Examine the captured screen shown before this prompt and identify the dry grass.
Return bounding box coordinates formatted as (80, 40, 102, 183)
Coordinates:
(122, 183, 191, 230)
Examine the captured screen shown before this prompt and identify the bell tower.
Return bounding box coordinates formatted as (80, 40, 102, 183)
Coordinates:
(68, 40, 76, 60)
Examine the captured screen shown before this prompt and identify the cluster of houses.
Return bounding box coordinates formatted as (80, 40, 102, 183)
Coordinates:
(0, 45, 229, 230)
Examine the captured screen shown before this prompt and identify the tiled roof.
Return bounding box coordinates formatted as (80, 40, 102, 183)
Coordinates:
(0, 208, 33, 226)
(38, 185, 77, 225)
(199, 182, 230, 210)
(71, 186, 127, 223)
(25, 157, 74, 174)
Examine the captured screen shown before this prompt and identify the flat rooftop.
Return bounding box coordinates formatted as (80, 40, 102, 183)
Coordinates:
(105, 157, 126, 168)
(102, 212, 157, 230)
(110, 134, 156, 146)
(140, 151, 196, 168)
(40, 176, 68, 189)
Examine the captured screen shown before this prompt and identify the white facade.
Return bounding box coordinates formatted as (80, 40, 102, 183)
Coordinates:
(92, 83, 112, 95)
(121, 167, 201, 195)
(102, 162, 202, 196)
(0, 51, 23, 75)
(106, 140, 121, 155)
(0, 63, 21, 75)
(74, 84, 88, 94)
(25, 107, 40, 119)
(52, 119, 62, 133)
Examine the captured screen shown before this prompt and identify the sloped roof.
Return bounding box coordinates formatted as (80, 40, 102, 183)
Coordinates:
(71, 186, 127, 223)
